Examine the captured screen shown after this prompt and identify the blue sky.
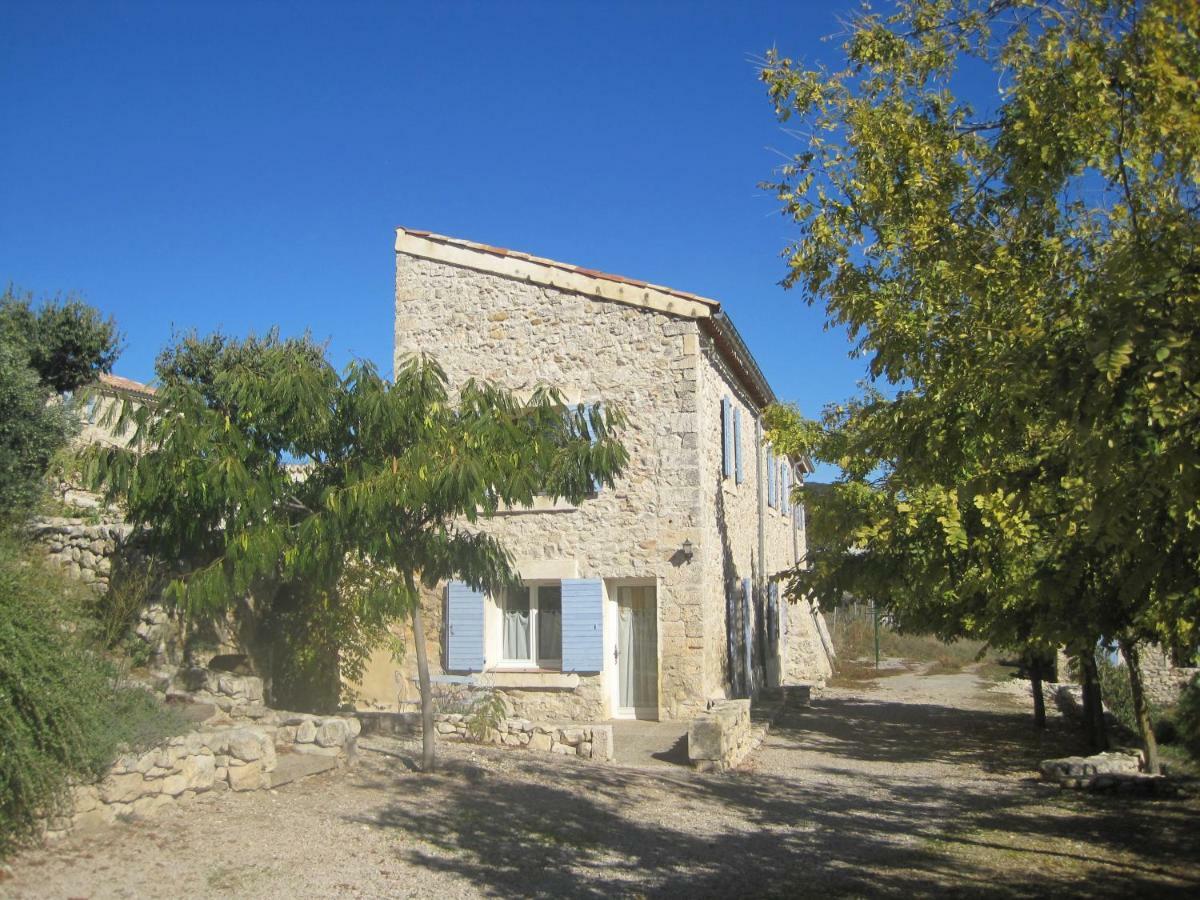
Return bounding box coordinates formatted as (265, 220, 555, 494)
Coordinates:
(2, 1, 871, 479)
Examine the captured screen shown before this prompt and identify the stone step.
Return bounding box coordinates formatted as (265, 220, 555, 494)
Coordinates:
(269, 752, 339, 788)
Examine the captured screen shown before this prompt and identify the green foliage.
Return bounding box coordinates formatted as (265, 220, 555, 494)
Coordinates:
(0, 345, 74, 524)
(0, 287, 122, 395)
(0, 287, 122, 525)
(1096, 655, 1151, 737)
(761, 0, 1200, 693)
(0, 535, 184, 857)
(87, 332, 628, 714)
(91, 557, 161, 651)
(1173, 674, 1200, 759)
(465, 689, 509, 742)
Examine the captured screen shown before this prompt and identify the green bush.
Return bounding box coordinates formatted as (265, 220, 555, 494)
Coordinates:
(1175, 674, 1200, 760)
(1096, 655, 1140, 734)
(0, 536, 183, 857)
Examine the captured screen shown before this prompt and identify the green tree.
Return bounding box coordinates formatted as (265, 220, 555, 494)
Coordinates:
(0, 288, 122, 522)
(761, 0, 1199, 769)
(90, 332, 626, 770)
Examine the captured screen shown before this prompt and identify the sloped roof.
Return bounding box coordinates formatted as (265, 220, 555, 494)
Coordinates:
(98, 372, 156, 399)
(395, 227, 778, 409)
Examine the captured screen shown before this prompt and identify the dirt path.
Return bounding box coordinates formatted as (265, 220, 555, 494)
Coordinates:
(5, 666, 1198, 898)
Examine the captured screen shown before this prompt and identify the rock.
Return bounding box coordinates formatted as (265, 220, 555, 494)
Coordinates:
(578, 741, 592, 758)
(560, 727, 585, 746)
(276, 725, 298, 744)
(315, 719, 348, 748)
(180, 754, 216, 791)
(72, 785, 101, 814)
(502, 734, 521, 746)
(590, 726, 613, 761)
(436, 721, 455, 734)
(550, 742, 575, 756)
(529, 733, 552, 752)
(160, 774, 188, 796)
(72, 806, 117, 832)
(296, 720, 318, 743)
(228, 761, 266, 792)
(131, 794, 173, 818)
(99, 773, 155, 805)
(227, 728, 265, 762)
(1039, 751, 1141, 783)
(290, 744, 341, 757)
(215, 767, 228, 783)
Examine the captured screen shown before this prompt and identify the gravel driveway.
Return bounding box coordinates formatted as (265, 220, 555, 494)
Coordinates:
(5, 665, 1198, 898)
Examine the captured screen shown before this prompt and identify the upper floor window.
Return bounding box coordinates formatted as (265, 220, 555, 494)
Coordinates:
(722, 396, 744, 484)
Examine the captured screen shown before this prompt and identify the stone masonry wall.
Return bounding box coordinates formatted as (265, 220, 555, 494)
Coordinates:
(376, 251, 710, 721)
(29, 516, 130, 593)
(695, 341, 830, 696)
(46, 710, 359, 840)
(687, 699, 752, 772)
(433, 715, 614, 762)
(1138, 645, 1199, 707)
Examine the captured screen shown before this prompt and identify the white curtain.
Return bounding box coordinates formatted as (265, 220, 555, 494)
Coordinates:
(503, 588, 530, 660)
(619, 587, 657, 710)
(537, 585, 562, 662)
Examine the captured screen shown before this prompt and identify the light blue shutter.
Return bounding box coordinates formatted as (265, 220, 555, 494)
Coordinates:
(766, 447, 776, 508)
(741, 577, 753, 692)
(734, 407, 744, 484)
(781, 462, 790, 515)
(561, 578, 603, 672)
(722, 397, 733, 479)
(445, 581, 485, 672)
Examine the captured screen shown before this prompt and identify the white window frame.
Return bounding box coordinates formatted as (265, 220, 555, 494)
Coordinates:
(498, 581, 563, 670)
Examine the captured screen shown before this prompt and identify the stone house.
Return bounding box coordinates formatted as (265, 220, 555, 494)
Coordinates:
(354, 227, 834, 722)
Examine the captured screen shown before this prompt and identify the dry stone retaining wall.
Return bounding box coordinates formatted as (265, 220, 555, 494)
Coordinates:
(46, 670, 360, 840)
(29, 517, 130, 593)
(433, 714, 613, 761)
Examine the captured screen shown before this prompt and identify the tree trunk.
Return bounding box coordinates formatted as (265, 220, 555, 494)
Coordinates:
(1030, 655, 1046, 729)
(1119, 639, 1159, 775)
(1078, 649, 1109, 752)
(411, 601, 436, 773)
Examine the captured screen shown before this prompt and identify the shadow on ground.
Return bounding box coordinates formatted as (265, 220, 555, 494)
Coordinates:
(350, 695, 1200, 898)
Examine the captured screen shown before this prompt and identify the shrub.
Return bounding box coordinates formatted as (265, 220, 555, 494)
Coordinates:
(1175, 674, 1200, 760)
(0, 535, 183, 857)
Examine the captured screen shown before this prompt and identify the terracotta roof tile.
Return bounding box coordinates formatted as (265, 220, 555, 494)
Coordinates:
(98, 372, 156, 397)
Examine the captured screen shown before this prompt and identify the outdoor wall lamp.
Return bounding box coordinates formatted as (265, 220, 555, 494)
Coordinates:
(681, 538, 694, 562)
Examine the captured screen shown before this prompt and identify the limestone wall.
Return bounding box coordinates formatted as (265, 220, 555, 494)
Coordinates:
(1138, 645, 1198, 707)
(46, 709, 358, 840)
(433, 715, 613, 762)
(687, 699, 753, 772)
(367, 247, 830, 723)
(29, 517, 130, 593)
(695, 341, 830, 696)
(383, 251, 710, 721)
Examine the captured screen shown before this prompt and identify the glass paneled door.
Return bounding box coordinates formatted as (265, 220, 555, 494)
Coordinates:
(617, 585, 658, 718)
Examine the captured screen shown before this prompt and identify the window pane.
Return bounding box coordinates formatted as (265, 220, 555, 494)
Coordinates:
(503, 587, 530, 660)
(537, 585, 562, 662)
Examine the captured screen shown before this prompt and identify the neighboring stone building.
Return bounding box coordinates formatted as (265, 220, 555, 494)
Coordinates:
(356, 228, 833, 722)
